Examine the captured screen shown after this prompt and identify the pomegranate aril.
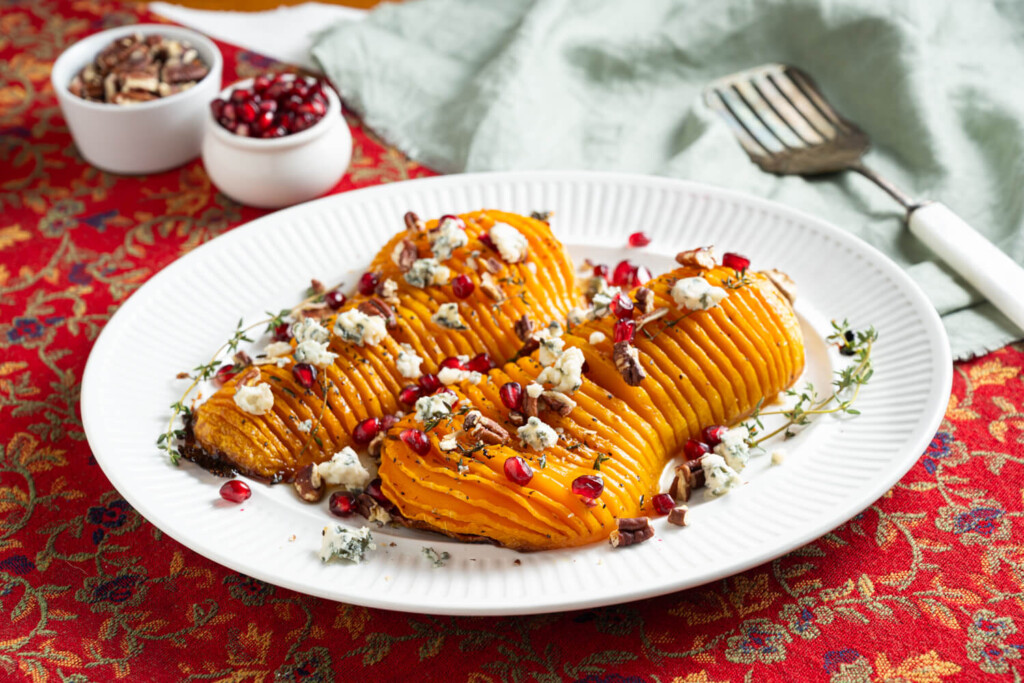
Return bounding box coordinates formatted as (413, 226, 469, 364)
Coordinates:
(610, 292, 635, 319)
(258, 99, 277, 113)
(466, 352, 493, 373)
(219, 480, 251, 503)
(571, 474, 604, 499)
(702, 425, 727, 447)
(273, 322, 291, 341)
(255, 110, 274, 130)
(499, 382, 523, 410)
(380, 414, 400, 431)
(438, 214, 466, 230)
(418, 373, 441, 394)
(292, 362, 317, 389)
(628, 231, 651, 248)
(479, 233, 496, 252)
(230, 88, 251, 103)
(399, 386, 422, 406)
(652, 493, 675, 515)
(329, 491, 356, 517)
(358, 272, 379, 296)
(451, 274, 475, 299)
(253, 75, 272, 93)
(365, 478, 386, 503)
(353, 418, 381, 445)
(239, 101, 257, 123)
(593, 263, 610, 282)
(400, 428, 431, 455)
(613, 319, 636, 344)
(263, 126, 287, 138)
(439, 356, 465, 372)
(210, 99, 224, 119)
(504, 456, 534, 486)
(214, 364, 239, 385)
(723, 252, 751, 272)
(324, 290, 346, 310)
(612, 259, 635, 287)
(684, 438, 711, 461)
(632, 265, 652, 287)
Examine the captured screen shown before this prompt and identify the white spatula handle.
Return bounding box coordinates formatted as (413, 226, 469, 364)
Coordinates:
(908, 202, 1024, 332)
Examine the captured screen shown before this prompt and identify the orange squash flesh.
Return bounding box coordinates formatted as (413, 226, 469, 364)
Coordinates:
(377, 265, 805, 550)
(190, 210, 581, 481)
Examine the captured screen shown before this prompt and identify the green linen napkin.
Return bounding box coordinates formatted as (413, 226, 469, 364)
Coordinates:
(312, 0, 1024, 360)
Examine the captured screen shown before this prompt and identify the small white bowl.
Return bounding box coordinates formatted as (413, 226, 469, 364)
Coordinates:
(201, 77, 352, 209)
(51, 24, 223, 175)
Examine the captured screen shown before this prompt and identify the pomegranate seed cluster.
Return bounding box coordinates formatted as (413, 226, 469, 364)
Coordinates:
(211, 73, 328, 139)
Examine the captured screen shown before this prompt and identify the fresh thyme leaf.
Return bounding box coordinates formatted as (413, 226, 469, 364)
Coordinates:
(593, 453, 611, 470)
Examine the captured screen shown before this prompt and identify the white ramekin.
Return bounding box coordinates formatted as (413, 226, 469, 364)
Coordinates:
(201, 76, 352, 209)
(51, 24, 223, 175)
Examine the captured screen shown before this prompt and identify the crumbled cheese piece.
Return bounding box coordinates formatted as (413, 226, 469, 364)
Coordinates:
(233, 382, 274, 415)
(548, 320, 564, 337)
(439, 433, 459, 452)
(518, 416, 558, 452)
(568, 307, 589, 326)
(538, 336, 565, 367)
(404, 258, 450, 288)
(457, 460, 470, 475)
(264, 341, 293, 357)
(536, 346, 585, 394)
(422, 546, 450, 568)
(291, 318, 329, 344)
(586, 276, 612, 300)
(489, 222, 529, 263)
(415, 392, 457, 423)
(297, 419, 313, 433)
(315, 447, 371, 490)
(589, 331, 607, 344)
(591, 291, 615, 318)
(396, 344, 423, 379)
(334, 310, 388, 346)
(671, 276, 728, 311)
(438, 367, 483, 385)
(714, 426, 751, 472)
(293, 339, 337, 369)
(526, 382, 544, 399)
(432, 303, 467, 330)
(379, 278, 399, 301)
(319, 525, 375, 564)
(771, 449, 786, 466)
(701, 453, 743, 497)
(430, 217, 469, 261)
(367, 505, 392, 525)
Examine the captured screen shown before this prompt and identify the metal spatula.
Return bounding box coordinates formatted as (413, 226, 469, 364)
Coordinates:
(705, 63, 1024, 332)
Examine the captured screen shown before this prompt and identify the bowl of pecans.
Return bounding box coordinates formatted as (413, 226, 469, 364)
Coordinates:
(51, 24, 222, 175)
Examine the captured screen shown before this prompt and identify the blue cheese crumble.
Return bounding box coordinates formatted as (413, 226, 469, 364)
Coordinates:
(430, 217, 469, 261)
(536, 346, 585, 394)
(316, 446, 371, 490)
(589, 331, 607, 344)
(414, 392, 457, 423)
(518, 416, 558, 452)
(404, 258, 450, 288)
(438, 367, 483, 385)
(489, 222, 529, 263)
(713, 426, 751, 472)
(334, 309, 388, 346)
(233, 382, 274, 415)
(319, 525, 375, 564)
(432, 303, 467, 330)
(590, 291, 615, 318)
(538, 336, 565, 367)
(671, 276, 728, 311)
(701, 453, 743, 497)
(396, 344, 423, 379)
(291, 318, 330, 344)
(293, 339, 337, 368)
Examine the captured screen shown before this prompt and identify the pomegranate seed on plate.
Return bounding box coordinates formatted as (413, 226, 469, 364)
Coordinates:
(632, 265, 652, 287)
(610, 293, 634, 319)
(353, 418, 380, 445)
(418, 373, 441, 394)
(571, 474, 604, 499)
(612, 259, 635, 287)
(219, 480, 251, 503)
(273, 322, 291, 342)
(466, 352, 493, 374)
(329, 491, 356, 517)
(399, 385, 422, 404)
(358, 272, 379, 296)
(451, 274, 475, 299)
(439, 356, 464, 372)
(723, 252, 751, 272)
(504, 456, 533, 486)
(325, 290, 346, 310)
(683, 438, 711, 461)
(499, 382, 523, 410)
(292, 362, 317, 389)
(652, 492, 675, 515)
(613, 319, 636, 344)
(214, 364, 239, 386)
(702, 425, 727, 447)
(400, 428, 431, 455)
(628, 231, 651, 247)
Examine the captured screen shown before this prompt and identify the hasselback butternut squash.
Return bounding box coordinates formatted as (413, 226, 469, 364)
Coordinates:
(189, 210, 581, 481)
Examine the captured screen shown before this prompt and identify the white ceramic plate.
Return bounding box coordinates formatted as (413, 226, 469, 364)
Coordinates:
(81, 171, 952, 616)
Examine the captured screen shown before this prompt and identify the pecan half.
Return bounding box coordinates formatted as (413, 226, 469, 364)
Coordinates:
(356, 493, 392, 524)
(358, 298, 398, 329)
(310, 278, 327, 295)
(765, 269, 797, 304)
(468, 414, 510, 445)
(298, 302, 332, 320)
(507, 410, 526, 427)
(232, 350, 254, 368)
(634, 286, 655, 314)
(609, 517, 655, 548)
(669, 459, 706, 502)
(480, 272, 504, 301)
(523, 391, 540, 419)
(393, 238, 418, 272)
(463, 411, 481, 432)
(367, 432, 386, 458)
(667, 505, 690, 527)
(635, 306, 670, 332)
(161, 60, 209, 85)
(482, 257, 503, 274)
(675, 247, 716, 269)
(541, 391, 576, 417)
(293, 464, 324, 503)
(237, 367, 261, 387)
(404, 211, 425, 233)
(375, 277, 400, 305)
(514, 315, 535, 342)
(613, 342, 646, 386)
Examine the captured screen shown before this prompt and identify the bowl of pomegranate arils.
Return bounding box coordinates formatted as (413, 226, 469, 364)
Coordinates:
(201, 73, 352, 209)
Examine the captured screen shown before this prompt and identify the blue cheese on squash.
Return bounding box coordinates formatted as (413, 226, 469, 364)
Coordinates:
(671, 276, 727, 311)
(430, 218, 468, 261)
(404, 258, 450, 288)
(432, 303, 467, 330)
(518, 416, 558, 452)
(334, 310, 388, 346)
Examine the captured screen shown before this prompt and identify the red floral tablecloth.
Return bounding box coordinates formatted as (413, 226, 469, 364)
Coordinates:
(4, 2, 1024, 681)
